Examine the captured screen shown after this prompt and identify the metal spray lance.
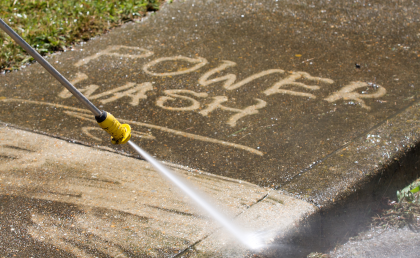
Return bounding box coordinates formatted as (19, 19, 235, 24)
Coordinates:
(0, 18, 131, 145)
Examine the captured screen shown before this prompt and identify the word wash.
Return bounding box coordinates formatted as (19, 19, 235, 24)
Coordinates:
(59, 45, 387, 127)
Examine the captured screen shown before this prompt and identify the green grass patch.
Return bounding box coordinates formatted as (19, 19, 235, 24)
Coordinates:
(372, 178, 420, 231)
(0, 0, 161, 72)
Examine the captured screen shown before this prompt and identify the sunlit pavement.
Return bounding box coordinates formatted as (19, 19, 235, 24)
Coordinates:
(1, 0, 420, 256)
(0, 124, 317, 257)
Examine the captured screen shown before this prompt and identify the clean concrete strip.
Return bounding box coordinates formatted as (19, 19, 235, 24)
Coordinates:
(0, 125, 316, 257)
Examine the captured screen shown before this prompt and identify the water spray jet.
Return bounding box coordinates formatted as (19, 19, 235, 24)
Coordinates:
(0, 18, 263, 250)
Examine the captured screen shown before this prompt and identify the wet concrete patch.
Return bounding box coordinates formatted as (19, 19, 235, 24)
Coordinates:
(329, 227, 420, 258)
(183, 191, 316, 257)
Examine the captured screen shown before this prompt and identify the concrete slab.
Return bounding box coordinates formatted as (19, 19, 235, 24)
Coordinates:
(1, 0, 420, 256)
(0, 124, 316, 257)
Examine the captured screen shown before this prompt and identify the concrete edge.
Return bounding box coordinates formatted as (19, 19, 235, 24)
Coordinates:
(274, 100, 420, 255)
(284, 99, 420, 207)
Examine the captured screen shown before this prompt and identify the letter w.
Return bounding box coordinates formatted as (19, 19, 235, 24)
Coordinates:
(198, 61, 285, 90)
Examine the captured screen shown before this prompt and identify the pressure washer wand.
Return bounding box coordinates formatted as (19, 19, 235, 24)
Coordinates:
(0, 18, 131, 145)
(0, 19, 263, 249)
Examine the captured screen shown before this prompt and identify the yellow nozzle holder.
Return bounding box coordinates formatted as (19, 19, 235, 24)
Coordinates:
(95, 111, 131, 144)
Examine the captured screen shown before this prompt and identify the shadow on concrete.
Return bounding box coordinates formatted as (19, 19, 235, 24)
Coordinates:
(255, 144, 420, 258)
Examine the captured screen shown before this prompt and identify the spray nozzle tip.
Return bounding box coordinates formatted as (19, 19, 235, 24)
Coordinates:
(96, 111, 131, 144)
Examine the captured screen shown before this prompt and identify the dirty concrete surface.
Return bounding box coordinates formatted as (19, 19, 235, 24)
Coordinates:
(1, 0, 420, 256)
(1, 0, 419, 191)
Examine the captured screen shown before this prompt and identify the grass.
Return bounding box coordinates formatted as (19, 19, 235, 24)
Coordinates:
(373, 179, 420, 230)
(0, 0, 161, 72)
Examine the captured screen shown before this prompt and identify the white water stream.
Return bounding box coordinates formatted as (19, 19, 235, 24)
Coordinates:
(128, 140, 263, 250)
